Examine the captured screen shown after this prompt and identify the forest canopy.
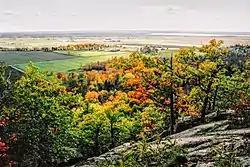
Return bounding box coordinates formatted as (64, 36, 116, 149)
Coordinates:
(0, 40, 249, 167)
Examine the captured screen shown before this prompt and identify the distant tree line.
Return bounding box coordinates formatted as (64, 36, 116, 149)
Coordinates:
(0, 43, 114, 52)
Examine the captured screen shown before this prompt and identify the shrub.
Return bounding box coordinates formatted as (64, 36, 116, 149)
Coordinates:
(95, 138, 188, 167)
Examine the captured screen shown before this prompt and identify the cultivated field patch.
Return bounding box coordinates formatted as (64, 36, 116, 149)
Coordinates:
(14, 51, 131, 73)
(55, 51, 129, 57)
(0, 51, 74, 65)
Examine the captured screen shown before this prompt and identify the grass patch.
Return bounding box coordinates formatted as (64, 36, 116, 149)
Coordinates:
(15, 51, 131, 73)
(0, 51, 74, 64)
(55, 51, 130, 57)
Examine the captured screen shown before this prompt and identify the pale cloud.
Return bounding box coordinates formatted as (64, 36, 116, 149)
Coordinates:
(186, 9, 196, 14)
(2, 10, 14, 16)
(71, 13, 77, 17)
(141, 5, 182, 15)
(35, 12, 41, 17)
(165, 5, 181, 14)
(0, 18, 7, 22)
(0, 0, 249, 32)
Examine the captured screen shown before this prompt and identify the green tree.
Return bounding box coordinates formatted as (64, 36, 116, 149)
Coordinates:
(0, 64, 14, 110)
(4, 63, 84, 167)
(79, 109, 109, 157)
(176, 39, 228, 122)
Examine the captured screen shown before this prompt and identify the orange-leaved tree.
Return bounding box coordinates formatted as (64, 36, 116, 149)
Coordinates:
(175, 39, 228, 123)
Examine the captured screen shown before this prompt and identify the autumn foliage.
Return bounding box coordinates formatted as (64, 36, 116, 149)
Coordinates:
(0, 40, 249, 166)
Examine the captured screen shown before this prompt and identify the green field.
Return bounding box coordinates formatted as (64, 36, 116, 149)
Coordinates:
(0, 50, 177, 73)
(11, 51, 130, 73)
(0, 51, 74, 65)
(55, 51, 129, 57)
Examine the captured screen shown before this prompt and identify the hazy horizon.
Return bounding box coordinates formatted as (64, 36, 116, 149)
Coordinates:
(1, 30, 250, 34)
(1, 0, 250, 32)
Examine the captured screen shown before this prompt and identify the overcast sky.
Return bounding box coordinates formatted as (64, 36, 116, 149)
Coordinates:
(0, 0, 250, 32)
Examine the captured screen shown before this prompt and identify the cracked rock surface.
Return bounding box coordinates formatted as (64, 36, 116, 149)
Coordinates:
(71, 111, 250, 167)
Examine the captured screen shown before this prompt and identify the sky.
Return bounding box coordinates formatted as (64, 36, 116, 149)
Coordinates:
(0, 0, 250, 32)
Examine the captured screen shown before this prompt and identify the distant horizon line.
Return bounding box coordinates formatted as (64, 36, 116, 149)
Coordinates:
(1, 29, 250, 34)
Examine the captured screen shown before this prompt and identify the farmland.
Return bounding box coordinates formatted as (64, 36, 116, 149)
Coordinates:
(0, 31, 249, 73)
(0, 51, 131, 73)
(0, 51, 74, 65)
(55, 50, 129, 57)
(1, 33, 250, 49)
(0, 48, 178, 73)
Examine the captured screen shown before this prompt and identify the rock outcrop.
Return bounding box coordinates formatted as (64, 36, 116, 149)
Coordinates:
(71, 111, 250, 167)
